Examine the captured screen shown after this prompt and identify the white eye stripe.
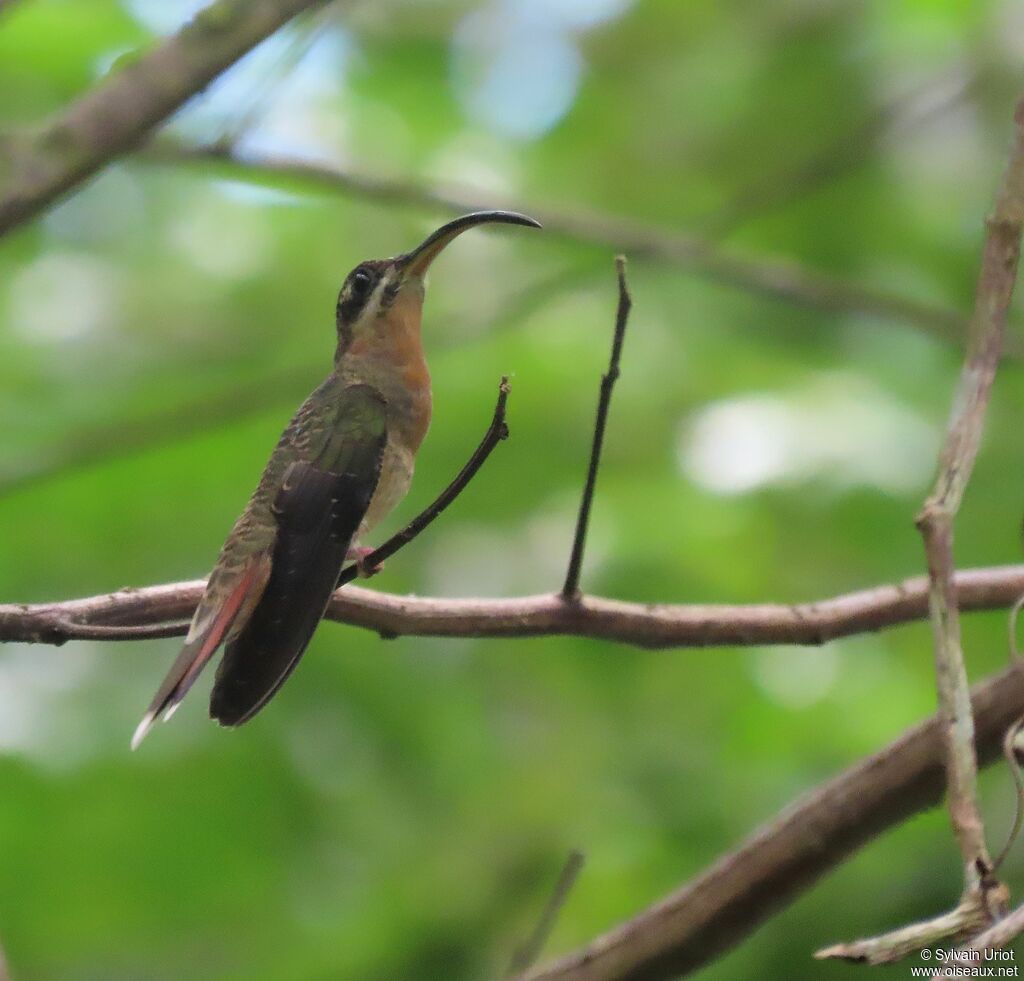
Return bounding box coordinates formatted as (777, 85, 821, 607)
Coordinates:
(352, 274, 392, 328)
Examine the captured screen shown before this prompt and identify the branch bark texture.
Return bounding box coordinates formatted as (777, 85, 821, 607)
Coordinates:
(0, 0, 326, 236)
(3, 565, 1024, 648)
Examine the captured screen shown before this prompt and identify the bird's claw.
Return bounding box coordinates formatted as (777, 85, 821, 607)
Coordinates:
(347, 545, 384, 579)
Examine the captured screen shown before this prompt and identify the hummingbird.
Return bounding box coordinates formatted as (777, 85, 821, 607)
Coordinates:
(132, 211, 541, 749)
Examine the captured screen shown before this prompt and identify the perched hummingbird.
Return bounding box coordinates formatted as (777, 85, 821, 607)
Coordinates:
(132, 211, 540, 748)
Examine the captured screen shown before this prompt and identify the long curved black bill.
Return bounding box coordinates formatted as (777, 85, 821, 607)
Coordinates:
(402, 210, 542, 277)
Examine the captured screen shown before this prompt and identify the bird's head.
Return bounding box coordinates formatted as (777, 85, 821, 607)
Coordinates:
(334, 210, 541, 360)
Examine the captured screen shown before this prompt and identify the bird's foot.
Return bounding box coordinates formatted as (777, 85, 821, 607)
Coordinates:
(347, 545, 384, 579)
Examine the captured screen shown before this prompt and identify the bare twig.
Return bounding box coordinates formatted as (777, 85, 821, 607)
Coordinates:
(5, 564, 1024, 648)
(817, 90, 1024, 972)
(516, 662, 1024, 981)
(508, 851, 586, 976)
(144, 140, 973, 346)
(335, 378, 510, 589)
(919, 94, 1024, 889)
(562, 257, 632, 599)
(0, 0, 329, 237)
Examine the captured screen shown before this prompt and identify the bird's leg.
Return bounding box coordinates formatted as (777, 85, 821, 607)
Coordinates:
(345, 545, 384, 579)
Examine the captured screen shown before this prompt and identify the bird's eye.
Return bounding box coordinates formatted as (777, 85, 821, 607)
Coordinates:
(351, 269, 373, 297)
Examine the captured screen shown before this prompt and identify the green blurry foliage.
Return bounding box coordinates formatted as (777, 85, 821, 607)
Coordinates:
(1, 0, 1024, 978)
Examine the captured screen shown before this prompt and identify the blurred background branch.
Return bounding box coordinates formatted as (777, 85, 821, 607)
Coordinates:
(0, 0, 330, 236)
(146, 138, 978, 348)
(519, 663, 1024, 981)
(508, 850, 586, 977)
(700, 67, 979, 238)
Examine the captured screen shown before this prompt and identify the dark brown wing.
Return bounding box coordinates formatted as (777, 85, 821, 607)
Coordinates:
(210, 384, 387, 727)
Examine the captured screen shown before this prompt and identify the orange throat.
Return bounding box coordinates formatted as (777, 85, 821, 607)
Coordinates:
(347, 288, 432, 452)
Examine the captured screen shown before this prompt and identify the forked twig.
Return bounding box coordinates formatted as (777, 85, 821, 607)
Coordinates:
(817, 94, 1024, 967)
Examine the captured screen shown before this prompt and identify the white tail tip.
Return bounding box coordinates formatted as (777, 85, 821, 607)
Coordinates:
(130, 711, 157, 751)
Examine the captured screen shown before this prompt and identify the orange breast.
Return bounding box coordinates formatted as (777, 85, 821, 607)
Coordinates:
(401, 357, 432, 451)
(345, 289, 433, 453)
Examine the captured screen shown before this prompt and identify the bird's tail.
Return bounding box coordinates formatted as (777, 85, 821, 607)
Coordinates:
(131, 554, 270, 749)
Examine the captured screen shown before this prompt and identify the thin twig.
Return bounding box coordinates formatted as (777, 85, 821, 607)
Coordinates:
(5, 564, 1024, 648)
(508, 850, 586, 976)
(144, 139, 974, 346)
(0, 0, 330, 236)
(335, 378, 510, 588)
(915, 95, 1024, 891)
(562, 258, 632, 599)
(517, 662, 1024, 981)
(816, 91, 1024, 972)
